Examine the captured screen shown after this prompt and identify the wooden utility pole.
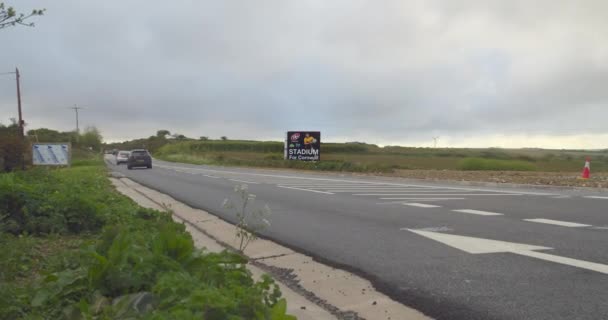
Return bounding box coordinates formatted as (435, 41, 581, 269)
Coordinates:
(69, 105, 84, 133)
(68, 105, 85, 143)
(16, 67, 24, 137)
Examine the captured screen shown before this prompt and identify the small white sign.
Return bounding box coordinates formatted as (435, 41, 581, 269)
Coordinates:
(32, 143, 71, 166)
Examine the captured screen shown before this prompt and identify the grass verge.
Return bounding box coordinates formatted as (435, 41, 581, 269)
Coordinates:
(457, 158, 536, 171)
(0, 155, 296, 319)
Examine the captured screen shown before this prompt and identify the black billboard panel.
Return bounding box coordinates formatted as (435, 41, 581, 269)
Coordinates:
(285, 131, 321, 161)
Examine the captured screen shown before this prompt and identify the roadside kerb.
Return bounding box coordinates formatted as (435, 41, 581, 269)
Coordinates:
(109, 176, 432, 320)
(110, 177, 337, 320)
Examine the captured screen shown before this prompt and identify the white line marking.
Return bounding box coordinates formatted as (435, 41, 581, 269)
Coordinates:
(321, 188, 446, 191)
(364, 193, 522, 196)
(352, 190, 475, 196)
(155, 164, 556, 195)
(452, 209, 503, 216)
(407, 229, 608, 274)
(278, 184, 387, 187)
(377, 198, 466, 201)
(203, 175, 220, 178)
(401, 226, 453, 232)
(584, 196, 608, 199)
(228, 179, 260, 184)
(403, 203, 441, 208)
(523, 219, 591, 228)
(277, 186, 334, 194)
(551, 195, 571, 199)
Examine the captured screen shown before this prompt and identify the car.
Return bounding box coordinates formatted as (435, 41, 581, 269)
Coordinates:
(115, 150, 130, 164)
(127, 149, 152, 169)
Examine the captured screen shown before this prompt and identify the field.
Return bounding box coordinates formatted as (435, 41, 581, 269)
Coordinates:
(153, 140, 608, 173)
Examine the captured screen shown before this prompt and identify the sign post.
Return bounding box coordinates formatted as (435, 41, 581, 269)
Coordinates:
(284, 131, 321, 161)
(32, 143, 72, 167)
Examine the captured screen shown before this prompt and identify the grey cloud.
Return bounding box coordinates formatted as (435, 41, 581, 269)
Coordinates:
(1, 0, 607, 146)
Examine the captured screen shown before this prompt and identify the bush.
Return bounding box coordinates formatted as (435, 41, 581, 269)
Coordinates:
(0, 130, 25, 172)
(457, 158, 536, 171)
(0, 166, 122, 235)
(8, 225, 294, 319)
(0, 162, 297, 319)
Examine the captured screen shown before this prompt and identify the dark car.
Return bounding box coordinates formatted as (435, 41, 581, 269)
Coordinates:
(127, 149, 152, 169)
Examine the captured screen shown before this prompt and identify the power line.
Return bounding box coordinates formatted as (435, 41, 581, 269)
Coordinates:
(432, 136, 440, 148)
(67, 105, 85, 133)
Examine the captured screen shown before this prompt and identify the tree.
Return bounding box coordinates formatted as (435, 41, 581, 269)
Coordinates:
(0, 119, 23, 171)
(199, 136, 209, 141)
(80, 126, 103, 151)
(171, 133, 188, 140)
(27, 128, 73, 143)
(221, 136, 228, 141)
(0, 2, 44, 29)
(156, 129, 170, 138)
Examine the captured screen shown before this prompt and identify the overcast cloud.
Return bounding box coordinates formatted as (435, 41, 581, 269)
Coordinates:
(1, 0, 607, 148)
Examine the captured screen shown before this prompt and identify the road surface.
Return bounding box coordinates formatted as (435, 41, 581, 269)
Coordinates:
(107, 157, 608, 320)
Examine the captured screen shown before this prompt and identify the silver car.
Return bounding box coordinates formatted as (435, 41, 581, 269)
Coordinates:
(115, 150, 130, 165)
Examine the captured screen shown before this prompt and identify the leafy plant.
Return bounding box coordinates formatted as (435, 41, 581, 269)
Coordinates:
(0, 153, 297, 320)
(222, 184, 272, 253)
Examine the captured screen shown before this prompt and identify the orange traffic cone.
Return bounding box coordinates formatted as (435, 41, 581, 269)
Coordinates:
(581, 157, 591, 179)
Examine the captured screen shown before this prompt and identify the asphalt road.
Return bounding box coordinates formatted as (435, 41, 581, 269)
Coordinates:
(107, 156, 608, 320)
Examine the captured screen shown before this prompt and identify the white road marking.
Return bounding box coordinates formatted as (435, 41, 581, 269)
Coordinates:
(369, 193, 522, 197)
(203, 174, 220, 178)
(278, 184, 388, 187)
(401, 226, 453, 232)
(377, 198, 466, 203)
(523, 218, 591, 228)
(584, 196, 608, 199)
(452, 209, 504, 216)
(403, 203, 441, 208)
(155, 164, 556, 195)
(321, 188, 446, 191)
(407, 229, 608, 275)
(352, 190, 475, 196)
(277, 186, 334, 194)
(551, 195, 571, 199)
(228, 179, 260, 185)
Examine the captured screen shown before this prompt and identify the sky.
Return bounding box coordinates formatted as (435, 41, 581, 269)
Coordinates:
(1, 1, 607, 148)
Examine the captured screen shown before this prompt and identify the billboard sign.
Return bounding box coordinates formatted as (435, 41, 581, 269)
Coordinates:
(32, 143, 71, 166)
(284, 131, 321, 161)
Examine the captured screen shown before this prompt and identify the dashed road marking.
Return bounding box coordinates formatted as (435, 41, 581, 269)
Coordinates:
(403, 203, 442, 208)
(376, 198, 466, 202)
(277, 186, 334, 194)
(154, 164, 556, 195)
(584, 196, 608, 200)
(203, 174, 220, 178)
(523, 218, 591, 228)
(368, 193, 523, 197)
(452, 209, 504, 216)
(228, 179, 260, 185)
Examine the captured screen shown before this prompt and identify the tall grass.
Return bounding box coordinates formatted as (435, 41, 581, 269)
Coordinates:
(152, 140, 608, 172)
(457, 158, 536, 171)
